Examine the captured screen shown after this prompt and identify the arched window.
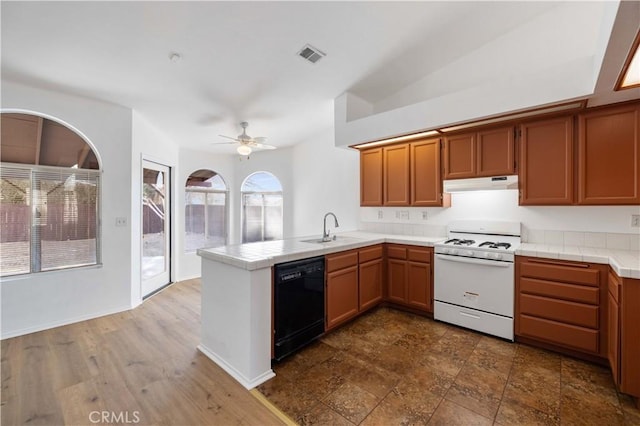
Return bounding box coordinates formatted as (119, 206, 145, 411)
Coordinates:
(241, 172, 283, 243)
(185, 169, 228, 252)
(0, 112, 100, 276)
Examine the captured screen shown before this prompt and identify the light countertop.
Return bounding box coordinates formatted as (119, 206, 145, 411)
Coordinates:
(516, 243, 640, 279)
(198, 231, 640, 278)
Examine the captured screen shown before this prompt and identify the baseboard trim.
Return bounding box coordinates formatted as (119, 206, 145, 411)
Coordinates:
(197, 343, 275, 390)
(1, 304, 132, 340)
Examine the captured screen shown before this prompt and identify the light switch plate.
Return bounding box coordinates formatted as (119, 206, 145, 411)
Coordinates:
(632, 214, 640, 227)
(115, 217, 127, 227)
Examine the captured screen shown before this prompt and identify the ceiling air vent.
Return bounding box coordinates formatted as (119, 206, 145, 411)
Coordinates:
(297, 44, 326, 64)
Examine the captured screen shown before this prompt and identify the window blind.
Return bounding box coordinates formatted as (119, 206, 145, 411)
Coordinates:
(0, 164, 100, 276)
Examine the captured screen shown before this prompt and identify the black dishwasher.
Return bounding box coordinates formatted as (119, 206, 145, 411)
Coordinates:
(273, 256, 325, 361)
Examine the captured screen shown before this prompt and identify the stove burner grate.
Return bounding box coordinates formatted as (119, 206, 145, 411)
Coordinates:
(444, 239, 475, 246)
(479, 241, 511, 250)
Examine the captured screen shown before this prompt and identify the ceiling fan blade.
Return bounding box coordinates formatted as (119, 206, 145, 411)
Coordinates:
(219, 134, 239, 142)
(210, 141, 238, 145)
(253, 143, 277, 150)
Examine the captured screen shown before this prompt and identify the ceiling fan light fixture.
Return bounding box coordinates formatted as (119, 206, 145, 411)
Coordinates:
(237, 145, 252, 156)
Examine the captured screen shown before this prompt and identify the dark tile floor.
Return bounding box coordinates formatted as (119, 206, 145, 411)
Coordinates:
(258, 307, 640, 425)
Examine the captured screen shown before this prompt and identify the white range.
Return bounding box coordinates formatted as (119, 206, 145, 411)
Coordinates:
(434, 220, 521, 341)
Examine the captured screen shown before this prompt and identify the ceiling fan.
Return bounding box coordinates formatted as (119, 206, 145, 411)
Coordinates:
(214, 121, 276, 156)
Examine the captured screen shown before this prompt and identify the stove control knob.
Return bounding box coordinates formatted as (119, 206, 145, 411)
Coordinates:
(465, 250, 474, 257)
(451, 249, 459, 255)
(492, 253, 503, 260)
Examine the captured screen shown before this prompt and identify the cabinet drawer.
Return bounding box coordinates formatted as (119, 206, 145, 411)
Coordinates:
(387, 245, 407, 260)
(326, 251, 358, 273)
(359, 245, 383, 263)
(608, 270, 620, 303)
(519, 314, 599, 353)
(519, 294, 598, 329)
(407, 247, 431, 263)
(520, 260, 599, 287)
(519, 277, 599, 305)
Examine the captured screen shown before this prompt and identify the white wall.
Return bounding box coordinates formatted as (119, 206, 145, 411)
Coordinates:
(1, 81, 134, 339)
(178, 148, 236, 280)
(291, 128, 360, 237)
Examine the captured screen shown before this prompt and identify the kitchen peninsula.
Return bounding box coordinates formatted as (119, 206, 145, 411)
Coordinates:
(198, 230, 640, 390)
(196, 232, 443, 389)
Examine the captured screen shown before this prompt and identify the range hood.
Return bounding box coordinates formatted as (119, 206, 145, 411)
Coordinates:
(443, 175, 518, 193)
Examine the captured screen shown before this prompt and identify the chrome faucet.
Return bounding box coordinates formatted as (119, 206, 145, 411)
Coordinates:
(322, 212, 339, 242)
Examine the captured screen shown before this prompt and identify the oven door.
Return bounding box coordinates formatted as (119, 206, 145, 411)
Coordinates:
(434, 254, 514, 317)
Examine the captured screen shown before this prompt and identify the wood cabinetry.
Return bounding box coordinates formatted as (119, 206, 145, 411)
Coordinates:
(515, 256, 607, 357)
(326, 250, 359, 330)
(383, 144, 410, 206)
(443, 126, 514, 180)
(359, 138, 447, 207)
(607, 268, 640, 399)
(326, 245, 386, 330)
(358, 245, 384, 311)
(411, 138, 446, 206)
(360, 148, 383, 206)
(608, 270, 620, 385)
(386, 244, 433, 312)
(519, 116, 574, 205)
(578, 103, 640, 205)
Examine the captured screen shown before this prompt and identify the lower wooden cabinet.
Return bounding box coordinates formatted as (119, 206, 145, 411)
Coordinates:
(608, 268, 640, 399)
(359, 258, 383, 311)
(386, 244, 433, 313)
(515, 256, 607, 357)
(326, 245, 385, 330)
(326, 250, 359, 330)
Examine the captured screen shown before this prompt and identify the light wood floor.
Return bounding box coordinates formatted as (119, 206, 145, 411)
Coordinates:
(1, 279, 286, 425)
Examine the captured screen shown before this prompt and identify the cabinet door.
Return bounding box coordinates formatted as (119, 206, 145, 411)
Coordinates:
(444, 133, 476, 179)
(578, 104, 640, 205)
(383, 144, 410, 206)
(607, 289, 620, 386)
(387, 259, 407, 303)
(520, 117, 574, 205)
(360, 148, 383, 206)
(476, 126, 515, 177)
(359, 259, 383, 312)
(411, 138, 444, 206)
(326, 266, 359, 330)
(407, 261, 431, 312)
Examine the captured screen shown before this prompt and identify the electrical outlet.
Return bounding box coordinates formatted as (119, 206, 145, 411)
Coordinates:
(422, 211, 428, 220)
(632, 214, 640, 227)
(400, 210, 410, 220)
(377, 210, 383, 219)
(115, 217, 127, 227)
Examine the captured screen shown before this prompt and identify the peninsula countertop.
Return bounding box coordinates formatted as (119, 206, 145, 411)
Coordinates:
(197, 231, 639, 278)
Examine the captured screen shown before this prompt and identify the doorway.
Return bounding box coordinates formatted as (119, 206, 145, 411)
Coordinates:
(141, 160, 171, 297)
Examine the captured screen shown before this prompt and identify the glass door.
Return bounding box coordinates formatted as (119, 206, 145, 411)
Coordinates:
(141, 160, 171, 297)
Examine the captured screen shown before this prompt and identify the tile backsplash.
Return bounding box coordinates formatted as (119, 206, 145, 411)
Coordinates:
(360, 221, 446, 237)
(522, 227, 640, 251)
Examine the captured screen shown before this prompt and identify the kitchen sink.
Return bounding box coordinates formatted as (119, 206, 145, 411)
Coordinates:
(300, 236, 363, 244)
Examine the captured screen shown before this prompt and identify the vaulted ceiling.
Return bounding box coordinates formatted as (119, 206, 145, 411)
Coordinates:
(2, 1, 638, 154)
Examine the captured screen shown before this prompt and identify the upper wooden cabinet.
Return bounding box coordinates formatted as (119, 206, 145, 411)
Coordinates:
(359, 139, 447, 207)
(360, 148, 383, 206)
(411, 138, 445, 206)
(578, 103, 640, 205)
(519, 116, 574, 205)
(383, 144, 410, 206)
(443, 133, 476, 179)
(444, 126, 515, 179)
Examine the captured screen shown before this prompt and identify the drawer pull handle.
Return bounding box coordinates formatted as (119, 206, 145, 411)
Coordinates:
(460, 311, 480, 320)
(528, 259, 590, 269)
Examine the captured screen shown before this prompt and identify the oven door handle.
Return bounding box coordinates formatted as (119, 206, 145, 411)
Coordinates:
(435, 254, 512, 267)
